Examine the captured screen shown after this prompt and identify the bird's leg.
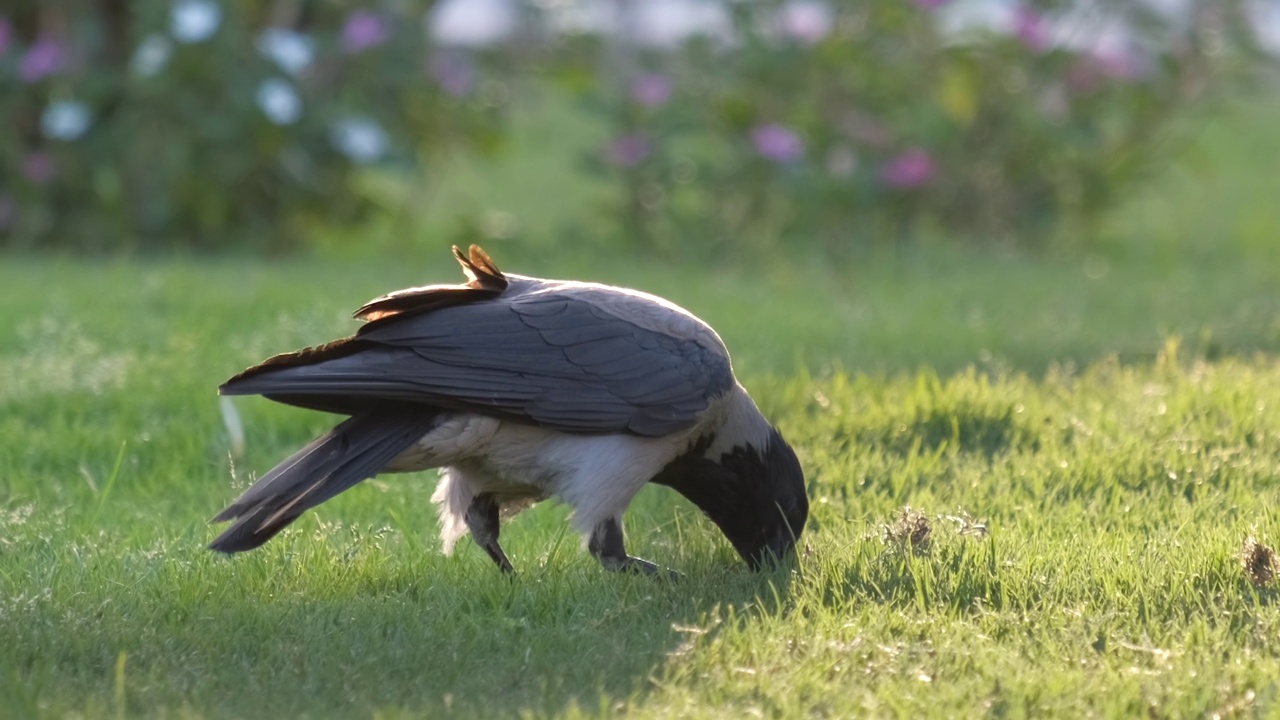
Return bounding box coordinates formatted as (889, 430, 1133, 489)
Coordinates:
(588, 516, 679, 578)
(465, 493, 513, 573)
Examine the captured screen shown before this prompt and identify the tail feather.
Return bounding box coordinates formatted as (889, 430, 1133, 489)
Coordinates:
(209, 407, 441, 553)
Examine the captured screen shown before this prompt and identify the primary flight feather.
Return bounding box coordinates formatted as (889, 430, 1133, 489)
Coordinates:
(211, 246, 808, 573)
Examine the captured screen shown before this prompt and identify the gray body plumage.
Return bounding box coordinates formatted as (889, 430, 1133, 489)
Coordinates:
(211, 246, 807, 572)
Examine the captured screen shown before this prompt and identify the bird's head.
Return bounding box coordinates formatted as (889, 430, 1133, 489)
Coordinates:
(656, 425, 809, 569)
(713, 427, 809, 568)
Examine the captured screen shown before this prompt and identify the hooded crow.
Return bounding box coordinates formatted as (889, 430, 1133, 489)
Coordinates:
(210, 246, 808, 573)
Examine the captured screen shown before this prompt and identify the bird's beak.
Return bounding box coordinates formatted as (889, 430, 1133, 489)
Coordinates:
(746, 527, 799, 570)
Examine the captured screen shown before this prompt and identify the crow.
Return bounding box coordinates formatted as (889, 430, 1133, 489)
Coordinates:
(210, 246, 808, 574)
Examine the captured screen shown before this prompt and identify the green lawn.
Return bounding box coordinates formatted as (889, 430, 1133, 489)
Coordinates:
(3, 98, 1280, 717)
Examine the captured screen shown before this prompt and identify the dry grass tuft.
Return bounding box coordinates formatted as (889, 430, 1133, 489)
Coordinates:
(941, 510, 990, 538)
(882, 506, 932, 552)
(1242, 534, 1277, 587)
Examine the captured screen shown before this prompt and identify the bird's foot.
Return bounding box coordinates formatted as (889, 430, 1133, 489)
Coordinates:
(589, 517, 681, 580)
(466, 493, 515, 574)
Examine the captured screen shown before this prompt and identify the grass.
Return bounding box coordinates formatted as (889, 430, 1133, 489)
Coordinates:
(3, 294, 1280, 717)
(3, 96, 1280, 717)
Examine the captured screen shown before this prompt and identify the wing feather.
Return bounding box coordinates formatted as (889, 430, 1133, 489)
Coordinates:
(221, 250, 734, 437)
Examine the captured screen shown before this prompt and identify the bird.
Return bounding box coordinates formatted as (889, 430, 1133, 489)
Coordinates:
(209, 245, 808, 574)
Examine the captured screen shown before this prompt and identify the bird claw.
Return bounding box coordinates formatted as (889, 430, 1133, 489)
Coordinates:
(604, 555, 682, 581)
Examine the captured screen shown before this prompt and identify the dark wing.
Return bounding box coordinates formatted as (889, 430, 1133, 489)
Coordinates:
(221, 258, 733, 438)
(209, 406, 443, 553)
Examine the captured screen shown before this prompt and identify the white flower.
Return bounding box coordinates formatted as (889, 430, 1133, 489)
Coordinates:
(427, 0, 517, 47)
(256, 78, 302, 125)
(131, 34, 172, 77)
(330, 117, 389, 163)
(630, 0, 733, 49)
(934, 0, 1016, 39)
(779, 1, 833, 44)
(41, 100, 92, 140)
(171, 0, 222, 44)
(1250, 0, 1280, 55)
(256, 28, 314, 76)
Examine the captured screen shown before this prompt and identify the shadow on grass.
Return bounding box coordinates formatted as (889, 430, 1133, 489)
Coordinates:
(26, 551, 798, 719)
(0, 480, 804, 717)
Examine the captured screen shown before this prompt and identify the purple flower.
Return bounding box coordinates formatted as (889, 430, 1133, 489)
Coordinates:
(605, 134, 652, 168)
(19, 37, 67, 83)
(341, 10, 391, 54)
(22, 152, 56, 185)
(1014, 7, 1052, 53)
(630, 74, 672, 108)
(752, 124, 804, 163)
(0, 17, 13, 57)
(428, 51, 476, 97)
(911, 0, 953, 9)
(880, 148, 936, 189)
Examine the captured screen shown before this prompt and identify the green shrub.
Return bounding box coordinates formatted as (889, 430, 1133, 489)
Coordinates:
(0, 1, 1270, 254)
(568, 1, 1268, 253)
(0, 1, 509, 252)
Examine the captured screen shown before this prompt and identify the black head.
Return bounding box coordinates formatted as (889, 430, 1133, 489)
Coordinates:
(653, 427, 808, 569)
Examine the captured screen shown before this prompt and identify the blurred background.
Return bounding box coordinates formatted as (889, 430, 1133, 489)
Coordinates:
(2, 0, 1277, 258)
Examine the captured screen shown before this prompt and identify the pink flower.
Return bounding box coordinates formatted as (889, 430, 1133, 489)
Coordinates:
(630, 74, 672, 108)
(22, 152, 56, 185)
(429, 51, 475, 97)
(880, 148, 936, 189)
(0, 17, 13, 57)
(752, 124, 804, 163)
(1014, 6, 1052, 53)
(605, 134, 652, 168)
(19, 37, 67, 83)
(341, 10, 391, 54)
(911, 0, 953, 9)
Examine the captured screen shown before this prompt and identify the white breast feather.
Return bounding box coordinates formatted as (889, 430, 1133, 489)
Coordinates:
(401, 415, 700, 553)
